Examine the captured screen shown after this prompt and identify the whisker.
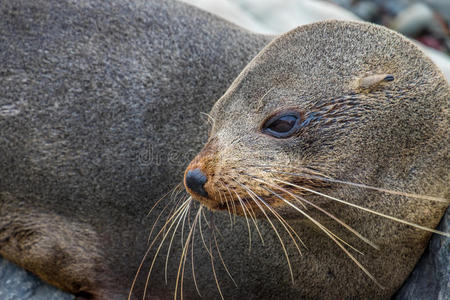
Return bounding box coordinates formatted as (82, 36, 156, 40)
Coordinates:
(128, 198, 191, 299)
(146, 194, 178, 244)
(190, 207, 202, 297)
(202, 209, 211, 229)
(260, 183, 365, 255)
(209, 230, 225, 300)
(270, 190, 384, 288)
(218, 188, 234, 227)
(244, 196, 266, 245)
(256, 183, 384, 289)
(211, 214, 226, 241)
(137, 198, 192, 300)
(259, 165, 448, 203)
(253, 178, 378, 250)
(146, 184, 185, 243)
(234, 179, 296, 284)
(164, 201, 191, 284)
(213, 227, 238, 288)
(163, 194, 188, 237)
(200, 111, 216, 128)
(223, 185, 238, 224)
(242, 181, 306, 255)
(180, 199, 192, 248)
(275, 178, 450, 237)
(175, 207, 202, 300)
(198, 209, 212, 256)
(233, 190, 253, 253)
(147, 183, 183, 218)
(251, 164, 328, 178)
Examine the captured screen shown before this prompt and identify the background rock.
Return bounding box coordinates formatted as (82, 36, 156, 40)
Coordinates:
(0, 258, 73, 300)
(394, 207, 449, 300)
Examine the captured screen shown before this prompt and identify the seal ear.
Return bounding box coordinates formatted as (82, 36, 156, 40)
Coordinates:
(358, 74, 394, 90)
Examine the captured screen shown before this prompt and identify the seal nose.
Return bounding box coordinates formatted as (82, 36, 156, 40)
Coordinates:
(185, 168, 208, 198)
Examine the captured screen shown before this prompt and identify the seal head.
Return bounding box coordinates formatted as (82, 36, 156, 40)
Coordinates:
(183, 20, 449, 299)
(185, 20, 448, 215)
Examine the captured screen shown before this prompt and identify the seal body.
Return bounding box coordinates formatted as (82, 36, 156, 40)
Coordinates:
(0, 0, 269, 298)
(183, 21, 449, 299)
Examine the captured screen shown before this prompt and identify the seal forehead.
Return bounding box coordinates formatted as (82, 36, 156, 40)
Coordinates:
(211, 20, 445, 127)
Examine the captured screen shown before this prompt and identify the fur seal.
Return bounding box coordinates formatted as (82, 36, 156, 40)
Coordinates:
(180, 20, 449, 299)
(0, 0, 270, 299)
(1, 1, 448, 299)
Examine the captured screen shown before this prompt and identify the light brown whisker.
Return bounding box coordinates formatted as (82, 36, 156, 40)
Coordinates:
(190, 209, 202, 297)
(262, 185, 384, 288)
(141, 199, 192, 300)
(209, 230, 225, 300)
(175, 206, 202, 300)
(218, 188, 234, 227)
(234, 179, 296, 284)
(275, 178, 450, 237)
(162, 194, 189, 237)
(261, 184, 365, 255)
(198, 209, 212, 256)
(260, 165, 448, 203)
(128, 198, 192, 300)
(241, 177, 307, 253)
(253, 177, 378, 250)
(200, 111, 216, 128)
(213, 228, 238, 288)
(202, 209, 211, 229)
(243, 194, 266, 245)
(223, 184, 238, 224)
(146, 194, 179, 244)
(180, 199, 193, 248)
(233, 190, 253, 253)
(164, 201, 191, 284)
(146, 184, 185, 243)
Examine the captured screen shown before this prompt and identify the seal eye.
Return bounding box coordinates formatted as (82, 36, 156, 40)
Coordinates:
(262, 111, 301, 138)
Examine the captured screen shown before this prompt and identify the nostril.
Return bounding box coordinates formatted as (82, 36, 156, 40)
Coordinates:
(185, 168, 208, 198)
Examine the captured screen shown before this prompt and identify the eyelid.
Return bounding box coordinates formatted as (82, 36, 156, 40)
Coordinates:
(261, 110, 302, 138)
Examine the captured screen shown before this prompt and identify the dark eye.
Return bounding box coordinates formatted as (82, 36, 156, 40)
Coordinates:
(262, 111, 301, 138)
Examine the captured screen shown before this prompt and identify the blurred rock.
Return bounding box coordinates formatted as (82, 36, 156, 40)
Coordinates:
(0, 257, 73, 300)
(185, 0, 360, 34)
(417, 35, 444, 51)
(426, 0, 450, 24)
(390, 3, 434, 36)
(382, 0, 409, 16)
(352, 1, 379, 21)
(180, 0, 271, 34)
(394, 207, 449, 300)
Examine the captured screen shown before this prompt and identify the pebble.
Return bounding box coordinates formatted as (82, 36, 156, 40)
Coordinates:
(426, 0, 450, 24)
(352, 1, 379, 21)
(390, 3, 435, 36)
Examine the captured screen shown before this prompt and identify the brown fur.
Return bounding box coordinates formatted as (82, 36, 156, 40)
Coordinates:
(184, 21, 449, 299)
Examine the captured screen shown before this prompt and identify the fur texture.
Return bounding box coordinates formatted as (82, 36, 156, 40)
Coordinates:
(0, 0, 269, 298)
(184, 21, 449, 299)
